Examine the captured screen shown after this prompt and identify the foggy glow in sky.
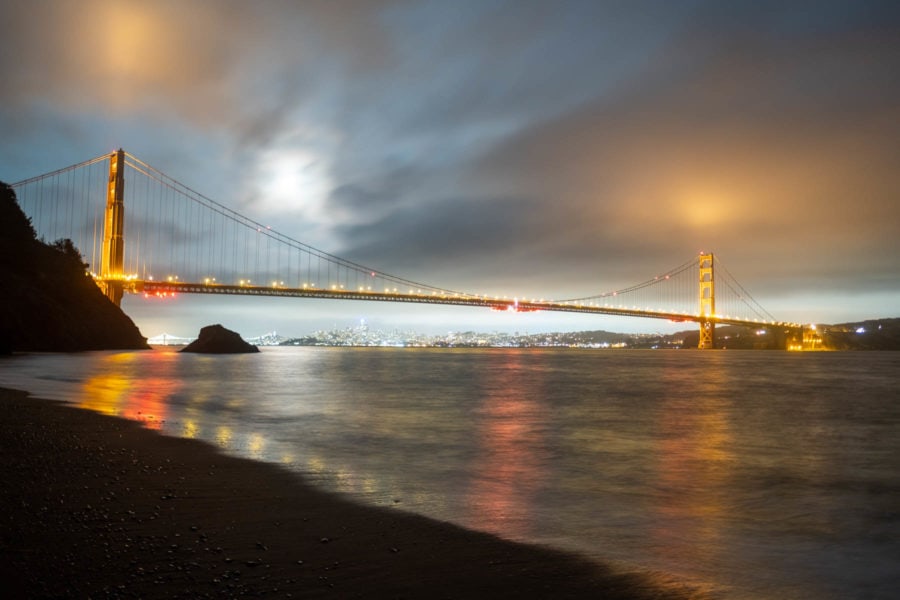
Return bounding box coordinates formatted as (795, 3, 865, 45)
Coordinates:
(1, 0, 898, 337)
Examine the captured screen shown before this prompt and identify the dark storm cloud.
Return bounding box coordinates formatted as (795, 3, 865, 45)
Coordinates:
(328, 162, 424, 215)
(339, 193, 548, 282)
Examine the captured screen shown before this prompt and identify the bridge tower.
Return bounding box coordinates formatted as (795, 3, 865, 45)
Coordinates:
(100, 149, 126, 306)
(698, 252, 715, 349)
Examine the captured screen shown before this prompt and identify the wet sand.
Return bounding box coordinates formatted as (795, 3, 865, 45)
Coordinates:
(0, 387, 700, 599)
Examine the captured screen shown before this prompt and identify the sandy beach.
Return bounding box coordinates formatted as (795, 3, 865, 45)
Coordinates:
(0, 387, 700, 599)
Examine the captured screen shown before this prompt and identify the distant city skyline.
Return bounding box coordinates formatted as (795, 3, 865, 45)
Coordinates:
(2, 1, 898, 336)
(124, 294, 695, 340)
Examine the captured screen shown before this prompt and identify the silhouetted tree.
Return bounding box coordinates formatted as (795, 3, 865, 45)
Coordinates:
(0, 181, 37, 242)
(51, 238, 90, 272)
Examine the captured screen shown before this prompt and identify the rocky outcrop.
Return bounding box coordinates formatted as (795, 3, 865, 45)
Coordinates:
(0, 182, 148, 353)
(180, 324, 259, 354)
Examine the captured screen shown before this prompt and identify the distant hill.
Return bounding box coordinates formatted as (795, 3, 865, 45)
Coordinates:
(668, 320, 900, 350)
(282, 321, 900, 350)
(811, 318, 900, 351)
(0, 182, 148, 353)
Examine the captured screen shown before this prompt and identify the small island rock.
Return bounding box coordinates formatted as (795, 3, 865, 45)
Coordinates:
(181, 324, 260, 354)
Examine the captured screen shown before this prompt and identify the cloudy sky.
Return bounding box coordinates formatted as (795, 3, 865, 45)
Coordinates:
(2, 0, 898, 337)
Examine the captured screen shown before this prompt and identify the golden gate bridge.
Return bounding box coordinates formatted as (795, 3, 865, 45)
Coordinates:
(10, 149, 801, 349)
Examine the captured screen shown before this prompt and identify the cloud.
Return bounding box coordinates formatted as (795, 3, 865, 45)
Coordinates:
(3, 0, 899, 329)
(0, 0, 394, 140)
(338, 193, 549, 289)
(332, 1, 900, 304)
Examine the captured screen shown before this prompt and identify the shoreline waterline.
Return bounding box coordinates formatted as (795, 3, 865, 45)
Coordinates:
(0, 385, 702, 599)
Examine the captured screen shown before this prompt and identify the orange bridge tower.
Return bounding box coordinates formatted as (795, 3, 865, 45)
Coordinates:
(100, 149, 126, 306)
(698, 252, 715, 349)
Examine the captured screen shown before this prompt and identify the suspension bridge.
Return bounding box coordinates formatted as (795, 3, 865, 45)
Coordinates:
(10, 149, 802, 349)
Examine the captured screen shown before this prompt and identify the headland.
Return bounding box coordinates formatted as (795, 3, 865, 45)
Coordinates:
(0, 182, 147, 353)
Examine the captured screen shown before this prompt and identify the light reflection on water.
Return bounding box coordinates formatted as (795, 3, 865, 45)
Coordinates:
(79, 350, 181, 430)
(1, 347, 899, 599)
(652, 363, 734, 587)
(464, 350, 545, 540)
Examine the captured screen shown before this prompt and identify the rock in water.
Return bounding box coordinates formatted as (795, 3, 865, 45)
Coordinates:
(181, 324, 260, 354)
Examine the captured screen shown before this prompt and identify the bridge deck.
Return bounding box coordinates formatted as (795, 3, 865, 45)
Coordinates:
(123, 280, 793, 329)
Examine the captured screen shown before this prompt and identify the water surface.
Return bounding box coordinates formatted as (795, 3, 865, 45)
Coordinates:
(2, 348, 898, 599)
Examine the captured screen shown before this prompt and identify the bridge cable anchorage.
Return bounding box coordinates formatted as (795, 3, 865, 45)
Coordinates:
(9, 149, 784, 342)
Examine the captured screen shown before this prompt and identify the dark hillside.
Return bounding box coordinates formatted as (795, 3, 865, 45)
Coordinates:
(816, 319, 900, 350)
(0, 182, 148, 352)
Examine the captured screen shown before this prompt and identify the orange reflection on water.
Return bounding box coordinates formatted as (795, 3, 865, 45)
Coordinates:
(78, 350, 181, 430)
(652, 365, 734, 577)
(465, 352, 545, 540)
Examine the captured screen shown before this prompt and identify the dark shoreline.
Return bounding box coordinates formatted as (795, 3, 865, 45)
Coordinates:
(0, 387, 702, 598)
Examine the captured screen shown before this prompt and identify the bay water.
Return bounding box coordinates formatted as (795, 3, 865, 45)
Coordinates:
(1, 348, 898, 598)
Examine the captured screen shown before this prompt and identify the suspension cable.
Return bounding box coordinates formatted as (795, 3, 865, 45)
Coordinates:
(715, 257, 778, 322)
(11, 154, 110, 188)
(556, 257, 696, 303)
(123, 153, 475, 296)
